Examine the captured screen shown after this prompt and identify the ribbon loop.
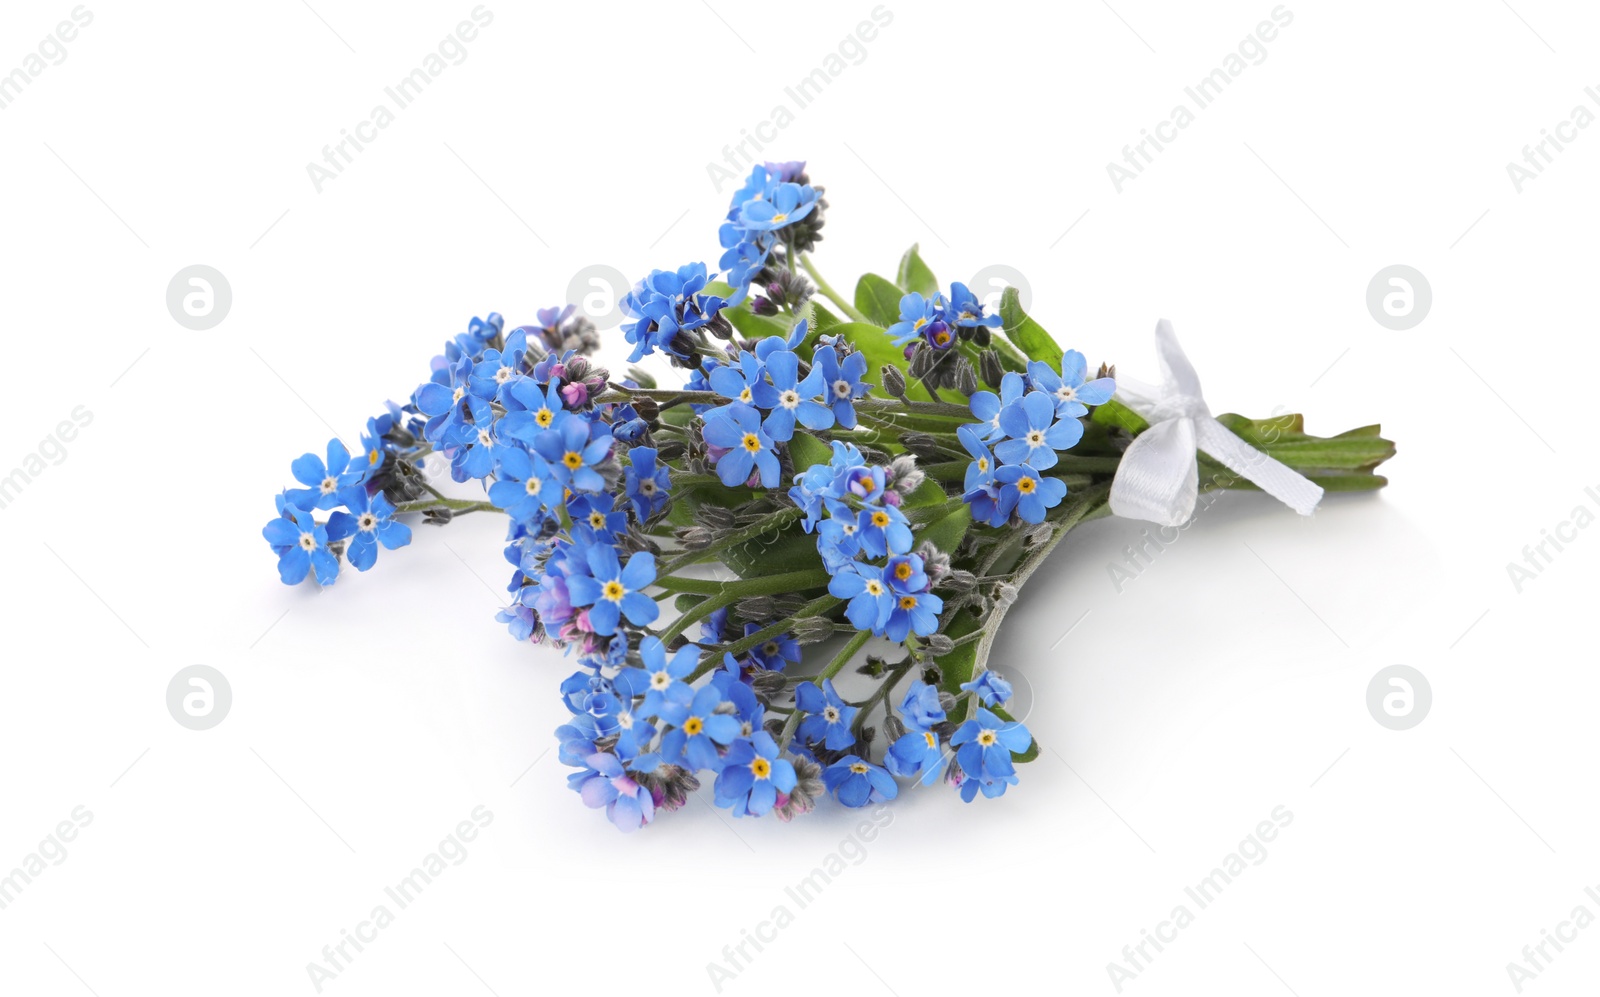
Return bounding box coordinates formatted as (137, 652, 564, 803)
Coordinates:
(1108, 320, 1324, 527)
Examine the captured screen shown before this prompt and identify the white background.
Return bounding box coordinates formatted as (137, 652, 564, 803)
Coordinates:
(1, 1, 1596, 994)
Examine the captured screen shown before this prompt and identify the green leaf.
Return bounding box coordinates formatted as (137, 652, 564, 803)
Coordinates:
(936, 609, 982, 696)
(896, 244, 938, 297)
(724, 305, 793, 342)
(810, 301, 841, 334)
(721, 525, 826, 578)
(916, 502, 971, 559)
(854, 273, 905, 327)
(1091, 398, 1149, 434)
(999, 286, 1062, 364)
(902, 476, 951, 509)
(787, 431, 833, 472)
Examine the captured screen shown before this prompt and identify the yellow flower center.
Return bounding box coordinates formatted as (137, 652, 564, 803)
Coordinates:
(589, 512, 605, 528)
(750, 757, 771, 779)
(1017, 476, 1037, 495)
(871, 511, 890, 528)
(898, 595, 918, 610)
(977, 457, 989, 472)
(536, 408, 554, 427)
(738, 387, 752, 403)
(933, 331, 952, 346)
(683, 716, 704, 736)
(602, 580, 625, 602)
(741, 433, 762, 453)
(894, 562, 913, 581)
(367, 449, 380, 466)
(849, 762, 869, 774)
(864, 580, 884, 596)
(923, 732, 938, 748)
(563, 451, 583, 470)
(771, 212, 788, 224)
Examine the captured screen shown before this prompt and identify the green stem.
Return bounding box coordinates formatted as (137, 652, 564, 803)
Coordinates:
(656, 506, 805, 576)
(393, 497, 502, 516)
(655, 567, 830, 645)
(956, 484, 1110, 720)
(851, 658, 914, 733)
(799, 253, 869, 324)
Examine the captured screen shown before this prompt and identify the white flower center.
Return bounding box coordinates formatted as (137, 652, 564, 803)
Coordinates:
(651, 671, 670, 690)
(639, 481, 656, 495)
(358, 513, 377, 531)
(1056, 385, 1076, 402)
(452, 386, 465, 403)
(780, 389, 800, 410)
(495, 366, 514, 383)
(833, 380, 852, 399)
(298, 533, 316, 551)
(822, 706, 840, 723)
(320, 477, 337, 494)
(1026, 430, 1044, 447)
(477, 429, 492, 446)
(525, 478, 542, 495)
(617, 712, 634, 730)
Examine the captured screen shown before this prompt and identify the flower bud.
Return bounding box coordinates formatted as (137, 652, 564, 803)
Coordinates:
(883, 714, 907, 743)
(751, 668, 788, 701)
(954, 359, 978, 397)
(791, 616, 834, 644)
(736, 596, 776, 621)
(881, 363, 907, 400)
(674, 526, 714, 549)
(699, 506, 736, 530)
(924, 633, 955, 657)
(907, 343, 934, 379)
(979, 349, 1004, 388)
(901, 433, 946, 461)
(915, 542, 951, 580)
(942, 569, 976, 593)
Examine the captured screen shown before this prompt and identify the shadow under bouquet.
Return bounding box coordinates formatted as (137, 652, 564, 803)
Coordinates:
(262, 161, 1395, 831)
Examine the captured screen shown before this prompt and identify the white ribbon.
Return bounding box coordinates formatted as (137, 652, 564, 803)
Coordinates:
(1108, 320, 1324, 527)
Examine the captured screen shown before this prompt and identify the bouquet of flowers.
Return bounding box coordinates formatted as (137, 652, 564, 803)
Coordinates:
(262, 161, 1395, 832)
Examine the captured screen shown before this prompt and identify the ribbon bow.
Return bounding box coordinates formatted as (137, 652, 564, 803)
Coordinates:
(1108, 320, 1324, 527)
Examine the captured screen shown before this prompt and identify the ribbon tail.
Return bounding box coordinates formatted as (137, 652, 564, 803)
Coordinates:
(1109, 417, 1199, 527)
(1194, 418, 1324, 516)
